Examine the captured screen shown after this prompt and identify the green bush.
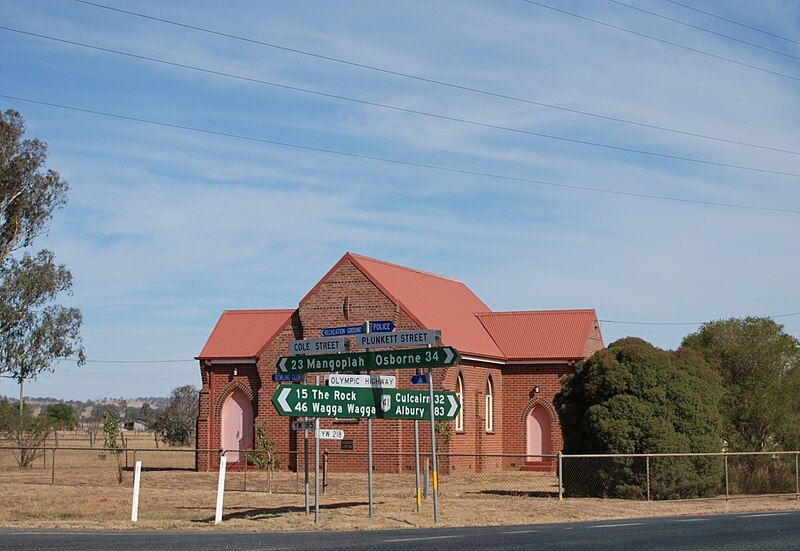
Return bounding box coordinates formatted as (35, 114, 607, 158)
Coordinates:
(556, 338, 724, 499)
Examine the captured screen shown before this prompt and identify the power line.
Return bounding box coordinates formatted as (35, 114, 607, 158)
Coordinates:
(3, 93, 799, 215)
(605, 0, 800, 62)
(662, 0, 800, 47)
(4, 27, 800, 180)
(56, 358, 195, 363)
(67, 0, 800, 157)
(599, 310, 800, 326)
(519, 0, 800, 84)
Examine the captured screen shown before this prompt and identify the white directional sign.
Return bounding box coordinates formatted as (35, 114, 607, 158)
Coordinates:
(327, 374, 397, 389)
(291, 420, 316, 431)
(316, 428, 345, 440)
(290, 337, 349, 355)
(356, 330, 440, 349)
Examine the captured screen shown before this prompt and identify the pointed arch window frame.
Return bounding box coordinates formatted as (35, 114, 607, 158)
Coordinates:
(485, 377, 493, 433)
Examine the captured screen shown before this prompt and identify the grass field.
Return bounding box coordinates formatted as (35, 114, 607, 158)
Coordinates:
(1, 479, 800, 532)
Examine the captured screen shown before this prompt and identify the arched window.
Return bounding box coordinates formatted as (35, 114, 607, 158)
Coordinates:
(455, 373, 465, 432)
(485, 377, 493, 433)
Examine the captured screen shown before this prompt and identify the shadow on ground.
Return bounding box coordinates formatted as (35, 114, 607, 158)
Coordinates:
(194, 501, 370, 522)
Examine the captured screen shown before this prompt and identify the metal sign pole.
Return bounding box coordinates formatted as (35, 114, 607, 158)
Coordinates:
(303, 372, 310, 520)
(365, 321, 374, 518)
(427, 365, 440, 523)
(314, 374, 320, 525)
(413, 364, 423, 513)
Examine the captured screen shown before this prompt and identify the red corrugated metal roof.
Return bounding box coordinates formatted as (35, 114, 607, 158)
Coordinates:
(199, 254, 601, 362)
(348, 253, 506, 359)
(477, 309, 598, 361)
(197, 309, 294, 360)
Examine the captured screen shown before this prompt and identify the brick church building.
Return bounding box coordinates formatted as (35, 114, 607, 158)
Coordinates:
(196, 252, 603, 471)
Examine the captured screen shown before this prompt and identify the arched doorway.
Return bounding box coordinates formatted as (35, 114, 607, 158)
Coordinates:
(526, 405, 552, 460)
(221, 389, 253, 464)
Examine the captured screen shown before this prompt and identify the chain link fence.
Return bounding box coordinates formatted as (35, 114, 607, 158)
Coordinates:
(560, 451, 800, 501)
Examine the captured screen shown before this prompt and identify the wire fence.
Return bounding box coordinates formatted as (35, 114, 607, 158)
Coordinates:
(1, 446, 798, 503)
(560, 451, 800, 501)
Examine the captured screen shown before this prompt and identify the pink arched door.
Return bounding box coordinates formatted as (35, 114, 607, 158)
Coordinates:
(221, 390, 254, 463)
(526, 406, 552, 460)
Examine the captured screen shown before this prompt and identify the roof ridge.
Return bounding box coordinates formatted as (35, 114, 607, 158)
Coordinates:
(222, 309, 296, 314)
(477, 309, 596, 317)
(349, 252, 465, 285)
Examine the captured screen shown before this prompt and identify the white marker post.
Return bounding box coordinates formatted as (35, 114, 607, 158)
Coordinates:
(130, 460, 142, 523)
(214, 455, 227, 525)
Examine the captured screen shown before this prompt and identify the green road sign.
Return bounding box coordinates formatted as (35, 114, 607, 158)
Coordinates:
(272, 384, 461, 420)
(275, 346, 459, 374)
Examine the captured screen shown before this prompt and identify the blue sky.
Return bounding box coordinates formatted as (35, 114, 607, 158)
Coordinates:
(1, 0, 798, 400)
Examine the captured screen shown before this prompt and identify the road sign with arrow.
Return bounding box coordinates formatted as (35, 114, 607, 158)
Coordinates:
(271, 384, 460, 420)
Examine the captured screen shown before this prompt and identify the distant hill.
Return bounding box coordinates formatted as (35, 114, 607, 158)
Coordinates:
(0, 395, 171, 418)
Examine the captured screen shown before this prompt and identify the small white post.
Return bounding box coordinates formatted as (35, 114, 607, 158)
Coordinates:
(130, 460, 142, 523)
(215, 455, 227, 525)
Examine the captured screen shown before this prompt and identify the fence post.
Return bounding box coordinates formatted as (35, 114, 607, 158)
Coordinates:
(51, 447, 56, 484)
(322, 451, 328, 494)
(795, 452, 799, 500)
(243, 449, 247, 492)
(268, 451, 273, 494)
(724, 453, 729, 499)
(646, 455, 651, 501)
(132, 449, 137, 471)
(558, 451, 563, 501)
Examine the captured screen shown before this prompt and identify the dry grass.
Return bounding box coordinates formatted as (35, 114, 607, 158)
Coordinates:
(1, 476, 799, 532)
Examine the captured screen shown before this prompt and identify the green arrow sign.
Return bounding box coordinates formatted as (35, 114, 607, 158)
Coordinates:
(275, 346, 459, 374)
(271, 384, 461, 420)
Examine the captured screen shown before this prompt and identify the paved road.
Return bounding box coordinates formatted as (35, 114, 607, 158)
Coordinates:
(2, 509, 799, 550)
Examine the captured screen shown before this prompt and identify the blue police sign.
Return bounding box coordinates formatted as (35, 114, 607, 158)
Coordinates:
(321, 320, 395, 337)
(369, 320, 395, 333)
(411, 374, 428, 385)
(272, 373, 303, 383)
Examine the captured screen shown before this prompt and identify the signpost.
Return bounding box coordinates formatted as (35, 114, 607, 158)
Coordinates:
(327, 374, 396, 389)
(276, 346, 459, 374)
(290, 337, 349, 355)
(356, 329, 439, 349)
(320, 320, 395, 336)
(274, 326, 458, 526)
(271, 384, 460, 420)
(316, 428, 345, 440)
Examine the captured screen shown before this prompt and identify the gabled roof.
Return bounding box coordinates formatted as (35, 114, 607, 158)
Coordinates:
(344, 253, 505, 359)
(197, 309, 294, 360)
(477, 309, 599, 361)
(201, 253, 602, 363)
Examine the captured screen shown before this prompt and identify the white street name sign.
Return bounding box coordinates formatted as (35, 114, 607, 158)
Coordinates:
(327, 374, 397, 389)
(290, 337, 349, 355)
(356, 329, 440, 349)
(291, 420, 316, 431)
(316, 428, 345, 440)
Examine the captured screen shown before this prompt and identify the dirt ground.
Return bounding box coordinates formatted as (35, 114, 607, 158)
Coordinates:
(1, 479, 799, 532)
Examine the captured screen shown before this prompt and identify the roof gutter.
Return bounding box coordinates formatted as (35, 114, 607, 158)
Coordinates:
(198, 358, 258, 365)
(460, 354, 574, 366)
